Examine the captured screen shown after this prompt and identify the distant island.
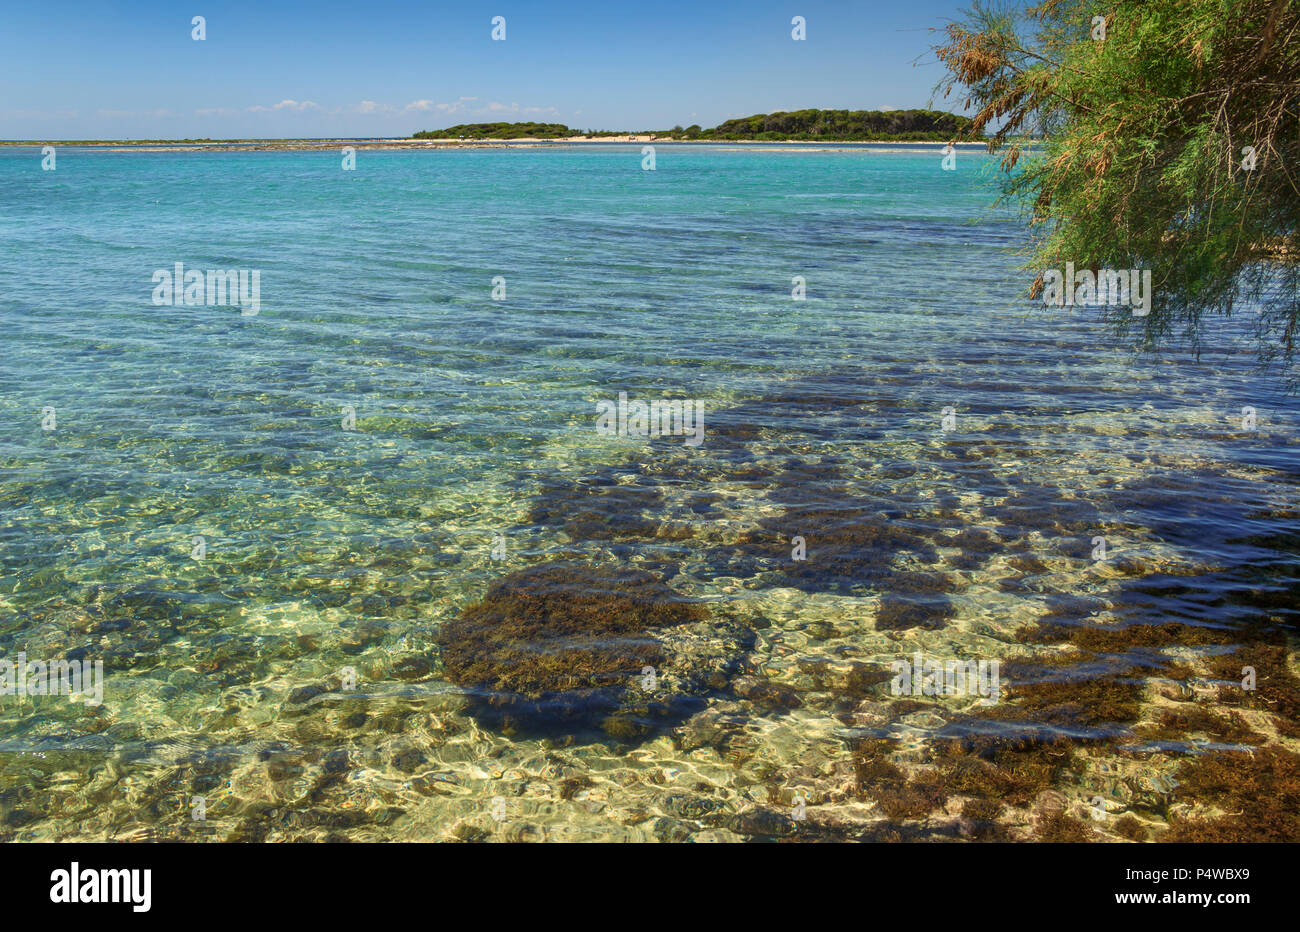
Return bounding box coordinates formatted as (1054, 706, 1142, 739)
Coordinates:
(413, 109, 974, 142)
(1, 110, 977, 150)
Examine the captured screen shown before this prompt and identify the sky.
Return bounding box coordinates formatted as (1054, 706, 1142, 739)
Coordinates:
(0, 0, 974, 139)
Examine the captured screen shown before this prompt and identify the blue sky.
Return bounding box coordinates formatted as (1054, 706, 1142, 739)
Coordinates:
(0, 0, 973, 139)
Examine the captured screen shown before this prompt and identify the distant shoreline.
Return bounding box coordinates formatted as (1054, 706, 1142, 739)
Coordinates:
(0, 137, 991, 152)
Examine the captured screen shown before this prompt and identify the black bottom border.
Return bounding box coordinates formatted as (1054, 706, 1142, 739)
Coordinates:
(2, 841, 1277, 919)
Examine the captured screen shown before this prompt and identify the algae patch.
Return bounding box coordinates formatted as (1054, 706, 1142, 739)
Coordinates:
(439, 562, 708, 737)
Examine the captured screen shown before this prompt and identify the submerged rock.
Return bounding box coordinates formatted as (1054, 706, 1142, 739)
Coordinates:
(526, 473, 670, 542)
(724, 502, 943, 595)
(438, 562, 710, 738)
(874, 593, 954, 631)
(727, 807, 797, 838)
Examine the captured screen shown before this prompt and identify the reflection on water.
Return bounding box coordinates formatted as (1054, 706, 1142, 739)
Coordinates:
(0, 146, 1296, 841)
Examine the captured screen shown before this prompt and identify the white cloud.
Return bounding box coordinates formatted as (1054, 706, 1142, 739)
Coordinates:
(402, 98, 557, 118)
(247, 99, 321, 113)
(189, 96, 559, 123)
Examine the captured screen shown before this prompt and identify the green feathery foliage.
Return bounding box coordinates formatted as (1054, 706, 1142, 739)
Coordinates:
(935, 0, 1300, 371)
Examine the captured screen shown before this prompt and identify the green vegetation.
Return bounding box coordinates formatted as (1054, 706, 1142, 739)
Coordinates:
(411, 108, 973, 142)
(690, 108, 973, 141)
(935, 0, 1300, 369)
(412, 121, 623, 140)
(413, 122, 590, 139)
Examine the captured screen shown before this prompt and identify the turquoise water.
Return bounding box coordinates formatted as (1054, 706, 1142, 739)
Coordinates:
(0, 144, 1296, 841)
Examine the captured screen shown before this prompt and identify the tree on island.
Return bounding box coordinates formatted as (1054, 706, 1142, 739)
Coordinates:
(413, 122, 583, 139)
(411, 110, 974, 144)
(935, 0, 1300, 371)
(704, 108, 971, 140)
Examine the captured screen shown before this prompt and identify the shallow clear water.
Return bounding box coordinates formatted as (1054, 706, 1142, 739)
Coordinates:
(0, 144, 1296, 842)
